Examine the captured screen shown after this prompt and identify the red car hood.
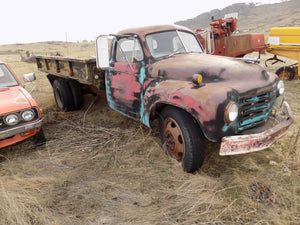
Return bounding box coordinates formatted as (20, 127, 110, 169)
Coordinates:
(0, 86, 32, 115)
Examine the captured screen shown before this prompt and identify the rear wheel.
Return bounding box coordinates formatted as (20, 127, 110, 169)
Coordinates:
(53, 79, 73, 111)
(67, 79, 84, 110)
(159, 106, 205, 173)
(275, 66, 295, 80)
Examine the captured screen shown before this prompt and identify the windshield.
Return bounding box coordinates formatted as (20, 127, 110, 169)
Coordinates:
(145, 30, 203, 58)
(0, 64, 19, 87)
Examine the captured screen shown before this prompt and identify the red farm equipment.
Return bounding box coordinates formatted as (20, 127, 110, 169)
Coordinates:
(195, 13, 266, 58)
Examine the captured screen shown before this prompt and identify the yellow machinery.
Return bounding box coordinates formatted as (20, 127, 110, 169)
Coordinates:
(266, 27, 300, 80)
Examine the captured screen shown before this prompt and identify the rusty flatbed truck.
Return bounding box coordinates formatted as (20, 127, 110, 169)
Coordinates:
(36, 24, 294, 173)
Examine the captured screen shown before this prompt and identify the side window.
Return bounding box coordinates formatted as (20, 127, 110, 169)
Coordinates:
(116, 38, 144, 62)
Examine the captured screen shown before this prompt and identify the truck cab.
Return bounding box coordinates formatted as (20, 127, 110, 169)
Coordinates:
(0, 61, 45, 149)
(96, 24, 293, 172)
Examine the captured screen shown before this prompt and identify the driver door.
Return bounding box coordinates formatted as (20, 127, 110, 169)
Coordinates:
(106, 36, 145, 119)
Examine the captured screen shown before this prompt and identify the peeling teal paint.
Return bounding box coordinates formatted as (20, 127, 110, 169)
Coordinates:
(139, 62, 150, 127)
(237, 89, 277, 132)
(105, 40, 118, 112)
(243, 103, 271, 113)
(240, 114, 267, 127)
(222, 123, 231, 132)
(280, 97, 284, 107)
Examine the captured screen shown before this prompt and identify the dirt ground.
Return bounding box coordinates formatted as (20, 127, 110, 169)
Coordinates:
(0, 42, 299, 225)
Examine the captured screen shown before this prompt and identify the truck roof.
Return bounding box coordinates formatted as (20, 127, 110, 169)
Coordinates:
(116, 24, 196, 59)
(117, 24, 193, 37)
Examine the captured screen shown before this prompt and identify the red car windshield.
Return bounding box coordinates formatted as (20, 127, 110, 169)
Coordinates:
(0, 64, 19, 87)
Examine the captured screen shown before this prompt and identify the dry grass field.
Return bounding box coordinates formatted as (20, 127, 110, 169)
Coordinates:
(0, 40, 299, 225)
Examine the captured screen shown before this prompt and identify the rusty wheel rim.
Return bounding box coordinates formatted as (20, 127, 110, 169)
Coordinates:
(163, 118, 185, 163)
(278, 70, 291, 80)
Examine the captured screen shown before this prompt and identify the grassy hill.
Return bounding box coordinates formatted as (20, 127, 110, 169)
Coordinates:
(176, 0, 300, 36)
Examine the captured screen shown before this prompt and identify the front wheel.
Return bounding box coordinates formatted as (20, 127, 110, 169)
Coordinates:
(159, 106, 205, 173)
(32, 128, 46, 147)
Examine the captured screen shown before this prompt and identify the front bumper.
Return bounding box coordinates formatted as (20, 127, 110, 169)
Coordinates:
(0, 119, 43, 140)
(219, 101, 293, 156)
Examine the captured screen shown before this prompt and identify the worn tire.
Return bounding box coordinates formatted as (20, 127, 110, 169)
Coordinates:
(32, 128, 46, 147)
(67, 79, 84, 110)
(275, 66, 295, 81)
(159, 106, 205, 173)
(53, 79, 73, 111)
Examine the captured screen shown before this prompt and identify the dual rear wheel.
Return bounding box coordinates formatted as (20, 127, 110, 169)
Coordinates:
(53, 79, 84, 111)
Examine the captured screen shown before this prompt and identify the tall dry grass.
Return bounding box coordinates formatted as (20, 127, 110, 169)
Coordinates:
(0, 175, 58, 225)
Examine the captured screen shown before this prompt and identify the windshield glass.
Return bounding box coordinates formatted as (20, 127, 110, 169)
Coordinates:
(145, 30, 203, 58)
(0, 64, 19, 87)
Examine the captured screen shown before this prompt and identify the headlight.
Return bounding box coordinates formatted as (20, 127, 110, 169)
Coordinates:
(225, 102, 238, 125)
(21, 109, 35, 121)
(277, 80, 285, 96)
(4, 114, 19, 126)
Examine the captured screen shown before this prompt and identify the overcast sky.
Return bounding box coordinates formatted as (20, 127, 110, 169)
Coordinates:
(1, 0, 283, 44)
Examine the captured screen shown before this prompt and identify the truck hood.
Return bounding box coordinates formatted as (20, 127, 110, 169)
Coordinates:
(0, 86, 32, 115)
(148, 53, 277, 93)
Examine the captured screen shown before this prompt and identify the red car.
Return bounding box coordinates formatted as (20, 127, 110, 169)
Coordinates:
(0, 61, 45, 148)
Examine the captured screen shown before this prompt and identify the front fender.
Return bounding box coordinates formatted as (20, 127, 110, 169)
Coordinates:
(143, 80, 238, 141)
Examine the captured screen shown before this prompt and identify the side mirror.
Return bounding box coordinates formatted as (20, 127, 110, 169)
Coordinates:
(23, 72, 36, 82)
(96, 35, 112, 69)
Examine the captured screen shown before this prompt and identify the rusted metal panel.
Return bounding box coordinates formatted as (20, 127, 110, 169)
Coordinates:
(195, 14, 266, 57)
(36, 56, 106, 91)
(105, 60, 146, 120)
(140, 52, 280, 141)
(222, 34, 265, 57)
(212, 34, 266, 57)
(117, 24, 192, 40)
(146, 53, 275, 91)
(57, 60, 72, 76)
(143, 79, 231, 141)
(36, 56, 95, 84)
(117, 25, 194, 59)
